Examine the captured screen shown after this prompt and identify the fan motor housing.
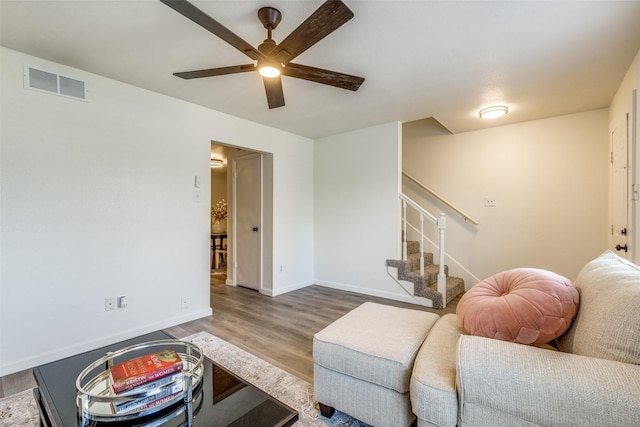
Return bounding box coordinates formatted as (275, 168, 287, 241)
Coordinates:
(258, 7, 282, 30)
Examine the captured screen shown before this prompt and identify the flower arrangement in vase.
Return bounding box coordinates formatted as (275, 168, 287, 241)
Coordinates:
(211, 199, 227, 233)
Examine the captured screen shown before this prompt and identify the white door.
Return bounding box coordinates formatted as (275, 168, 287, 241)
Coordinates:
(612, 118, 630, 259)
(233, 154, 262, 290)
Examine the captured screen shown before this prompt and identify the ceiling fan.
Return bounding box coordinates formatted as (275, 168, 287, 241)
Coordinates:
(160, 0, 365, 109)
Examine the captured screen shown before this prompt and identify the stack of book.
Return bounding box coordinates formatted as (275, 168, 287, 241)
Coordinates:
(108, 348, 184, 414)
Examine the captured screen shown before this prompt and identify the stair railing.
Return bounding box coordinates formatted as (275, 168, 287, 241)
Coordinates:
(400, 193, 447, 301)
(403, 170, 479, 226)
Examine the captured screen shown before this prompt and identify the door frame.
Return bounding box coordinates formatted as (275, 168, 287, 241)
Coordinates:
(611, 116, 630, 260)
(631, 89, 639, 264)
(612, 89, 639, 263)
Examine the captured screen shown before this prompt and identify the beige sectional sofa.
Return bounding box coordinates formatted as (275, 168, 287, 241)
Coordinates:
(315, 251, 640, 427)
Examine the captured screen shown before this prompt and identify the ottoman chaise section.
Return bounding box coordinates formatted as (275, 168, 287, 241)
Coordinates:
(314, 302, 439, 427)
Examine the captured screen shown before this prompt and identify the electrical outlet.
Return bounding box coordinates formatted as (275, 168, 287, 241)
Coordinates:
(181, 296, 189, 309)
(279, 265, 283, 273)
(105, 297, 115, 311)
(484, 197, 496, 207)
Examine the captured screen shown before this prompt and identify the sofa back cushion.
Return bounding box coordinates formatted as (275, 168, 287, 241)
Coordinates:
(557, 251, 640, 364)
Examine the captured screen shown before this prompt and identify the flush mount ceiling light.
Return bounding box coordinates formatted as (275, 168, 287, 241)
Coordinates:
(479, 105, 509, 119)
(210, 159, 224, 168)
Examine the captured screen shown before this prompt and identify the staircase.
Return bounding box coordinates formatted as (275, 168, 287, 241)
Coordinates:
(387, 240, 465, 309)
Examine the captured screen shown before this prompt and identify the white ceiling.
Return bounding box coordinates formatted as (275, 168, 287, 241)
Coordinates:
(2, 0, 640, 139)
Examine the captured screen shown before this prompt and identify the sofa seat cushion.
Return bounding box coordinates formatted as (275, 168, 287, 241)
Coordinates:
(457, 268, 579, 346)
(457, 335, 640, 426)
(557, 250, 640, 364)
(411, 314, 465, 427)
(313, 302, 439, 393)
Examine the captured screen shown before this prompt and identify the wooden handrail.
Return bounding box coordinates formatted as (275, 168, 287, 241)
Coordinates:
(402, 171, 479, 226)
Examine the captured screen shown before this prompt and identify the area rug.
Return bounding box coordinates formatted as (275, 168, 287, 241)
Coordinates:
(0, 331, 370, 427)
(0, 389, 39, 427)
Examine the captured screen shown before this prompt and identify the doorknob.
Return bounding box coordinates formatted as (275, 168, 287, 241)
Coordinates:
(615, 244, 628, 252)
(252, 227, 259, 232)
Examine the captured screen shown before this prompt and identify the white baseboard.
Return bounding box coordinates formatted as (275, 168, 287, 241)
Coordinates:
(268, 280, 314, 297)
(0, 308, 212, 376)
(313, 279, 428, 306)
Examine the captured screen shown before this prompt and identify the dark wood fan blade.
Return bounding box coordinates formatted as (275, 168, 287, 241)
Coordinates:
(160, 0, 263, 61)
(282, 63, 364, 91)
(271, 0, 354, 65)
(174, 64, 255, 79)
(263, 76, 285, 109)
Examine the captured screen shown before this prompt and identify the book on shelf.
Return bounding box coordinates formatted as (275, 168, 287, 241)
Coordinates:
(109, 348, 183, 394)
(112, 382, 183, 414)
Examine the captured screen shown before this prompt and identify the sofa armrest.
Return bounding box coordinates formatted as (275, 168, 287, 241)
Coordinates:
(457, 335, 640, 426)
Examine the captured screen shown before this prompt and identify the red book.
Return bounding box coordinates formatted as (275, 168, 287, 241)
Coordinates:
(109, 349, 183, 394)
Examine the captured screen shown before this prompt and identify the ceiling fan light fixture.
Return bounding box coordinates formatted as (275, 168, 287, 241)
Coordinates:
(479, 105, 509, 119)
(258, 60, 281, 78)
(163, 0, 364, 109)
(210, 159, 224, 168)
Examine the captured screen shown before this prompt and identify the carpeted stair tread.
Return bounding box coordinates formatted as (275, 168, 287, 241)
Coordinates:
(386, 258, 402, 268)
(407, 252, 434, 266)
(414, 276, 465, 309)
(387, 258, 448, 284)
(406, 240, 420, 255)
(387, 239, 465, 308)
(404, 264, 447, 285)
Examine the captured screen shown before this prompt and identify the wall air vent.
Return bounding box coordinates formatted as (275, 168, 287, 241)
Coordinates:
(24, 65, 88, 101)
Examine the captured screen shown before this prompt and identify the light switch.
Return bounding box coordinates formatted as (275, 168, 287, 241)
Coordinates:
(194, 175, 201, 188)
(117, 295, 127, 309)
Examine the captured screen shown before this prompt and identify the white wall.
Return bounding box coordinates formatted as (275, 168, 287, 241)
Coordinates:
(0, 47, 313, 375)
(3, 41, 634, 374)
(270, 145, 314, 295)
(403, 110, 610, 285)
(609, 47, 640, 263)
(314, 122, 406, 301)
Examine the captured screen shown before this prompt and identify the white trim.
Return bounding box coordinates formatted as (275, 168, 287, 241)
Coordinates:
(268, 280, 314, 297)
(314, 279, 431, 306)
(0, 309, 212, 376)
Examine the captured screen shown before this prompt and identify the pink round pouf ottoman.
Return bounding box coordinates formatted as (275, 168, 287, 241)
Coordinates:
(456, 268, 579, 346)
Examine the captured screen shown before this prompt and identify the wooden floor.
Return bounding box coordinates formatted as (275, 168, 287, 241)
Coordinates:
(0, 276, 460, 397)
(168, 276, 460, 384)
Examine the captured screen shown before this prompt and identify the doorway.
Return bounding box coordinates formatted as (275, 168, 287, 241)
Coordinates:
(210, 143, 273, 293)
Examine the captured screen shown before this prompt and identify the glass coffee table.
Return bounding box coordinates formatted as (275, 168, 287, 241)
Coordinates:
(33, 331, 298, 426)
